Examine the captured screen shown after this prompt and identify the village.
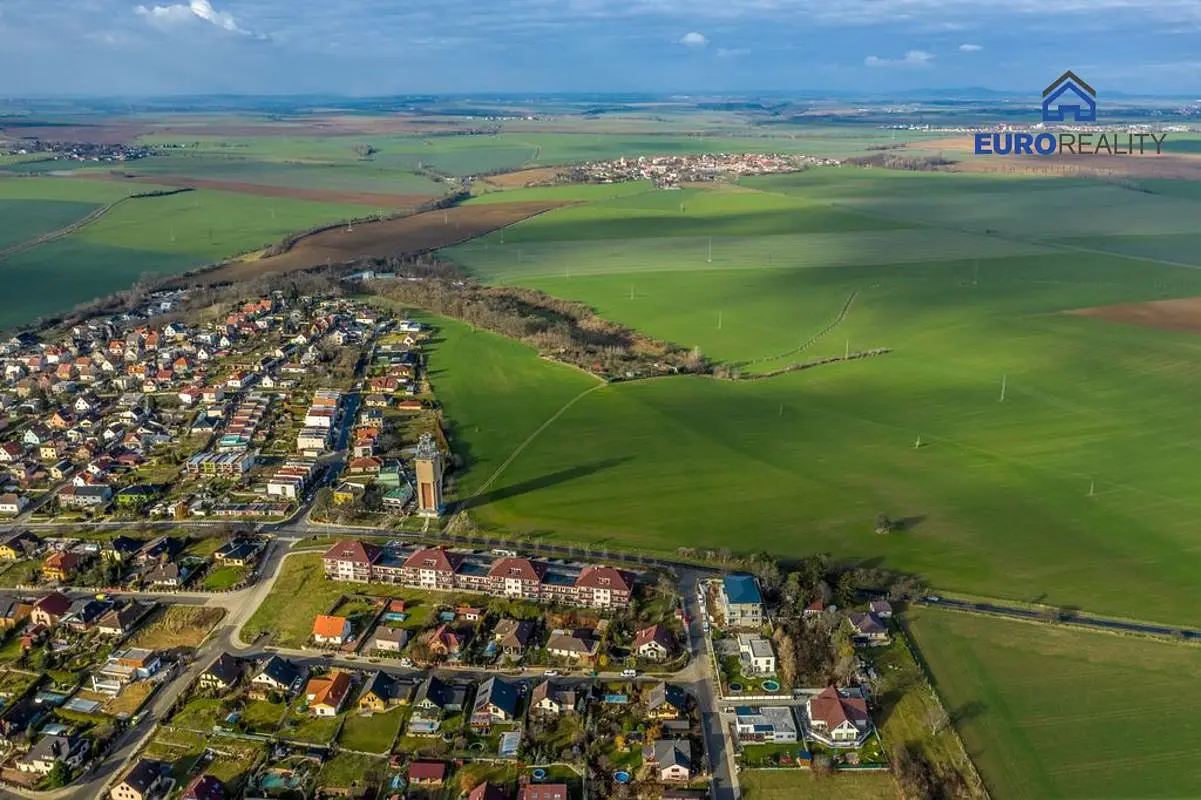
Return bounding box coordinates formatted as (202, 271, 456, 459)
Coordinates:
(0, 288, 919, 799)
(562, 153, 840, 188)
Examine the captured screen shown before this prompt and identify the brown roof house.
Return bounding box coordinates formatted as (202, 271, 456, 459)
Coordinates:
(805, 687, 872, 747)
(633, 624, 676, 662)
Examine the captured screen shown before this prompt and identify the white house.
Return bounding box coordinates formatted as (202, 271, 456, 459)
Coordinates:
(737, 633, 777, 675)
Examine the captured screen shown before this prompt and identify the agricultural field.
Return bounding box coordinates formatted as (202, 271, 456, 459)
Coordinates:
(740, 770, 899, 800)
(425, 167, 1201, 626)
(128, 606, 225, 651)
(909, 606, 1201, 799)
(0, 185, 372, 330)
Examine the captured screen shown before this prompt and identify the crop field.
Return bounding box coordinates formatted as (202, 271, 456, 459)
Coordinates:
(909, 606, 1201, 799)
(425, 168, 1201, 625)
(0, 187, 370, 329)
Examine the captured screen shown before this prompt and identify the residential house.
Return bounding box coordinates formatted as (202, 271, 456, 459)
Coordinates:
(469, 782, 508, 800)
(471, 677, 520, 728)
(42, 550, 83, 582)
(520, 785, 568, 800)
(199, 653, 242, 693)
(646, 682, 688, 721)
(408, 761, 446, 786)
(633, 624, 676, 662)
(250, 655, 302, 699)
(63, 598, 112, 632)
(848, 612, 889, 643)
(358, 670, 412, 712)
(805, 687, 872, 747)
(413, 675, 468, 716)
(422, 624, 463, 657)
(304, 671, 352, 717)
(58, 484, 113, 510)
(869, 600, 894, 618)
(734, 706, 798, 743)
(737, 634, 777, 675)
(213, 539, 262, 567)
(30, 592, 72, 627)
(98, 602, 153, 637)
(720, 575, 764, 628)
(17, 734, 89, 775)
(530, 680, 578, 716)
(145, 562, 188, 589)
(0, 530, 40, 559)
(312, 615, 352, 646)
(0, 494, 27, 516)
(103, 536, 143, 563)
(369, 627, 408, 655)
(493, 618, 536, 657)
(0, 599, 31, 630)
(92, 648, 161, 695)
(643, 739, 692, 782)
(110, 758, 168, 800)
(546, 629, 599, 660)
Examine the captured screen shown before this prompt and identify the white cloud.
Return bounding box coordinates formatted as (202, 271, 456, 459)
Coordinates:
(679, 31, 708, 46)
(136, 0, 266, 38)
(958, 42, 983, 52)
(865, 49, 935, 67)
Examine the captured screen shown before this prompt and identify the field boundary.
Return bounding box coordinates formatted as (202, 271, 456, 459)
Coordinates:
(730, 290, 858, 369)
(0, 187, 193, 264)
(894, 616, 993, 800)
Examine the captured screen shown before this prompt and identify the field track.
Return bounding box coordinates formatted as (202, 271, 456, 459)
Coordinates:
(187, 199, 571, 285)
(733, 290, 858, 368)
(87, 172, 434, 208)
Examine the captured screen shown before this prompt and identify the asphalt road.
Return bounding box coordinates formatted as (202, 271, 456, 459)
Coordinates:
(917, 595, 1201, 639)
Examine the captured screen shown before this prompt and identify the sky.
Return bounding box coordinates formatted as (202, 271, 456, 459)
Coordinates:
(1, 0, 1200, 97)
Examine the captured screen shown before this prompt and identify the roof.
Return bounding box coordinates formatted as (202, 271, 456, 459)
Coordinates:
(475, 677, 520, 718)
(849, 612, 887, 635)
(574, 566, 631, 592)
(634, 624, 673, 652)
(649, 739, 691, 770)
(869, 600, 893, 614)
(647, 682, 688, 712)
(312, 614, 350, 638)
(34, 591, 71, 616)
(361, 670, 397, 701)
(723, 574, 762, 606)
(408, 761, 446, 781)
(808, 687, 869, 730)
(203, 652, 242, 685)
(487, 557, 545, 583)
(306, 671, 352, 709)
(322, 539, 381, 565)
(403, 547, 461, 573)
(493, 618, 535, 649)
(547, 629, 598, 655)
(256, 655, 299, 688)
(24, 734, 85, 763)
(118, 758, 166, 793)
(469, 782, 508, 800)
(105, 535, 142, 556)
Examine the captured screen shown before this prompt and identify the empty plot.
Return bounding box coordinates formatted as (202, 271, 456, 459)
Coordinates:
(909, 606, 1201, 799)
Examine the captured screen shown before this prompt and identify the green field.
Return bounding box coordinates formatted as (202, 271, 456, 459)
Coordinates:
(425, 168, 1201, 626)
(0, 186, 369, 329)
(909, 607, 1201, 799)
(339, 708, 407, 753)
(740, 770, 898, 800)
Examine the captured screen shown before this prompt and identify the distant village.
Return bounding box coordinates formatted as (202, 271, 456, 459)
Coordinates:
(563, 153, 840, 188)
(0, 139, 156, 165)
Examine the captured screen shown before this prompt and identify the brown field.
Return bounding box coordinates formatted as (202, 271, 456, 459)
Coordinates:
(1070, 296, 1201, 334)
(483, 167, 565, 188)
(188, 199, 568, 285)
(87, 172, 432, 207)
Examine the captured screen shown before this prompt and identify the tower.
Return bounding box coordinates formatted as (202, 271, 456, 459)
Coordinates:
(413, 433, 444, 518)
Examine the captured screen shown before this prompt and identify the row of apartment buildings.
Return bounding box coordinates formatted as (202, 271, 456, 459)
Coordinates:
(297, 388, 341, 456)
(322, 540, 635, 610)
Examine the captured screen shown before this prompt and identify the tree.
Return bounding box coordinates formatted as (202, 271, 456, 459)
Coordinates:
(926, 699, 951, 736)
(44, 762, 71, 789)
(835, 572, 857, 609)
(875, 513, 892, 535)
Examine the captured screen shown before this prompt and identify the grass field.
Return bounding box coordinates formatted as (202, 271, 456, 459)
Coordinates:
(740, 770, 899, 800)
(909, 606, 1201, 799)
(339, 708, 407, 753)
(423, 168, 1201, 626)
(317, 751, 389, 790)
(129, 606, 225, 650)
(0, 183, 371, 329)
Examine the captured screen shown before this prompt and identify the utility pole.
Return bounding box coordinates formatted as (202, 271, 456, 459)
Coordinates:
(717, 310, 723, 330)
(1000, 374, 1007, 403)
(707, 236, 712, 264)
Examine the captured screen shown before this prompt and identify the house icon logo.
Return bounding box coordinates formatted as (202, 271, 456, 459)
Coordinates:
(1042, 71, 1096, 123)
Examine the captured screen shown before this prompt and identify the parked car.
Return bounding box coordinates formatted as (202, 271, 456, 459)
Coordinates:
(543, 670, 560, 677)
(621, 669, 637, 678)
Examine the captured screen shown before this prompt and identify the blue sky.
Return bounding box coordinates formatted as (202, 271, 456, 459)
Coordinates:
(1, 0, 1199, 96)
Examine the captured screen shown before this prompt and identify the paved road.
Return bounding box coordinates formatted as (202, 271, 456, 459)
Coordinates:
(917, 595, 1201, 639)
(681, 575, 739, 800)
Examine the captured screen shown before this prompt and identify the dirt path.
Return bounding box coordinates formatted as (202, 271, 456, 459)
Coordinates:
(0, 196, 128, 263)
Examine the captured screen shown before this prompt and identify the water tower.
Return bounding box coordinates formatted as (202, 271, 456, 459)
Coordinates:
(413, 433, 444, 518)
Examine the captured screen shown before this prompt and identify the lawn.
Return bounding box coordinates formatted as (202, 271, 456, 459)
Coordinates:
(317, 751, 389, 790)
(0, 559, 44, 588)
(909, 606, 1201, 799)
(202, 565, 247, 591)
(171, 698, 229, 731)
(240, 699, 287, 734)
(339, 707, 408, 753)
(129, 606, 226, 650)
(419, 168, 1201, 626)
(280, 704, 343, 744)
(740, 770, 899, 800)
(201, 739, 267, 792)
(102, 681, 157, 717)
